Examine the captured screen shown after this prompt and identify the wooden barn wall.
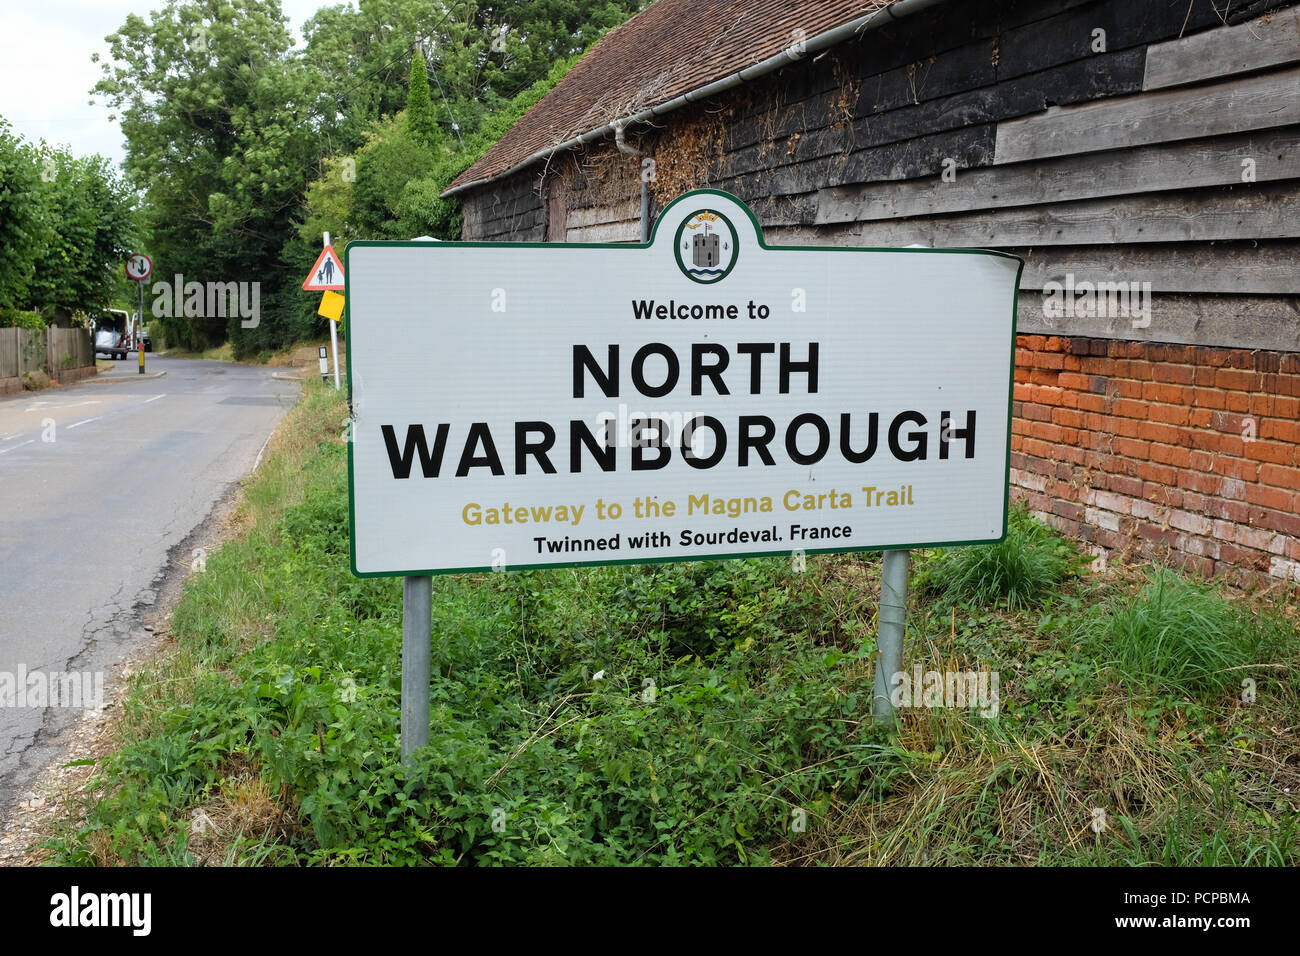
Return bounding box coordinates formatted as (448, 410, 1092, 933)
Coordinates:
(456, 0, 1300, 583)
(460, 0, 1300, 353)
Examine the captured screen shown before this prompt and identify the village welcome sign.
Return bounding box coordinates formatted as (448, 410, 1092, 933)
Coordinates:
(345, 190, 1022, 576)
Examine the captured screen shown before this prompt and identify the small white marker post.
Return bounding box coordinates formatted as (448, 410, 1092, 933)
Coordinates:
(324, 232, 341, 391)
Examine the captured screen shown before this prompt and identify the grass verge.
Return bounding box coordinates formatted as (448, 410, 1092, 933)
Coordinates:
(42, 380, 1300, 865)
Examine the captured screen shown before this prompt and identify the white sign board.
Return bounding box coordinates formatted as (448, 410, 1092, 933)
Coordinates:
(346, 190, 1021, 576)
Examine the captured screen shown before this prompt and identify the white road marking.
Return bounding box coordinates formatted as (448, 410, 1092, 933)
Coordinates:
(67, 418, 99, 429)
(144, 394, 166, 403)
(251, 430, 274, 472)
(0, 439, 34, 454)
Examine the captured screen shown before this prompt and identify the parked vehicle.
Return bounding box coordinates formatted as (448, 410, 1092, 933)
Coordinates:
(92, 309, 130, 360)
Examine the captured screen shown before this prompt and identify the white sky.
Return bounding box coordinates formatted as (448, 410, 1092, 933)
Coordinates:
(0, 0, 339, 170)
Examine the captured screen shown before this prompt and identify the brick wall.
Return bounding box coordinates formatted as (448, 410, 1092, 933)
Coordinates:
(1011, 335, 1300, 585)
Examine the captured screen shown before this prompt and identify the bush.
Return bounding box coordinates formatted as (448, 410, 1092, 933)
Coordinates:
(0, 308, 45, 329)
(922, 506, 1080, 610)
(20, 369, 49, 390)
(1077, 566, 1267, 699)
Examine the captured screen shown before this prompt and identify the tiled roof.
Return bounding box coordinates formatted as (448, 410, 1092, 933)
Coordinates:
(444, 0, 894, 194)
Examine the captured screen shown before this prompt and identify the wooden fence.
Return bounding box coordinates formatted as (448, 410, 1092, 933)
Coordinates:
(0, 327, 94, 380)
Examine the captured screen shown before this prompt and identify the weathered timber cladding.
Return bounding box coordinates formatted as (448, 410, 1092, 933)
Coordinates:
(454, 0, 1300, 580)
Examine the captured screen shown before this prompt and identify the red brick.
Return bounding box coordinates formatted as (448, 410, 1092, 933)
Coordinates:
(1138, 462, 1179, 485)
(1053, 500, 1084, 521)
(1260, 419, 1300, 444)
(1216, 368, 1258, 391)
(1139, 523, 1179, 546)
(1201, 348, 1232, 368)
(1153, 364, 1196, 386)
(1243, 484, 1293, 512)
(1215, 457, 1260, 482)
(1204, 496, 1250, 523)
(1192, 388, 1228, 409)
(1038, 352, 1065, 370)
(1108, 474, 1144, 497)
(1113, 437, 1150, 460)
(1225, 349, 1256, 370)
(1218, 543, 1270, 569)
(1248, 394, 1275, 417)
(1058, 372, 1089, 390)
(1213, 434, 1246, 456)
(1244, 440, 1296, 465)
(1111, 398, 1146, 419)
(1224, 392, 1251, 413)
(1236, 526, 1287, 554)
(1260, 463, 1300, 490)
(1021, 438, 1053, 459)
(1149, 403, 1190, 426)
(1149, 443, 1192, 468)
(1250, 507, 1300, 537)
(1170, 510, 1213, 535)
(1178, 470, 1222, 495)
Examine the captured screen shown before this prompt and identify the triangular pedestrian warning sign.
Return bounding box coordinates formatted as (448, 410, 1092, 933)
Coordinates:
(302, 245, 345, 291)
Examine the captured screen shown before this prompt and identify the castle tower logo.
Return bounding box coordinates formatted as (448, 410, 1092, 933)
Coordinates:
(673, 208, 738, 284)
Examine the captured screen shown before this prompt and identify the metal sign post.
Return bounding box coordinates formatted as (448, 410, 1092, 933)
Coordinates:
(401, 576, 432, 762)
(873, 549, 910, 724)
(324, 233, 341, 391)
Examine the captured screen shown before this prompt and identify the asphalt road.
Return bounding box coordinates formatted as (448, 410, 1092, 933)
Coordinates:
(0, 357, 300, 815)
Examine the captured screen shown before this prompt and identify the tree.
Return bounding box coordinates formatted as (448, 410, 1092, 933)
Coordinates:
(28, 147, 140, 316)
(93, 0, 323, 353)
(406, 49, 441, 149)
(0, 118, 50, 310)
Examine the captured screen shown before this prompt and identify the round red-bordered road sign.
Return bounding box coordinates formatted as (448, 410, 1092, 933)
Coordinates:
(125, 253, 152, 281)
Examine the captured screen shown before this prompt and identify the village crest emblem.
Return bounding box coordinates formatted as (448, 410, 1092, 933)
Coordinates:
(673, 208, 738, 284)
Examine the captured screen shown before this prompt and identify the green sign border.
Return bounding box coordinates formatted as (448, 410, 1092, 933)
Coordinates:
(343, 188, 1024, 578)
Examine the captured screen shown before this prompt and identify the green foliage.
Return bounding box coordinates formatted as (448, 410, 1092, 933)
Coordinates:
(1077, 567, 1269, 699)
(0, 118, 49, 309)
(0, 308, 45, 330)
(350, 117, 438, 240)
(0, 118, 137, 314)
(921, 506, 1081, 611)
(43, 387, 1300, 866)
(406, 51, 440, 149)
(94, 0, 321, 354)
(28, 147, 140, 314)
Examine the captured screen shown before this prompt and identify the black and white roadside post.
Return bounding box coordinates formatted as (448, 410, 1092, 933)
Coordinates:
(319, 346, 329, 382)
